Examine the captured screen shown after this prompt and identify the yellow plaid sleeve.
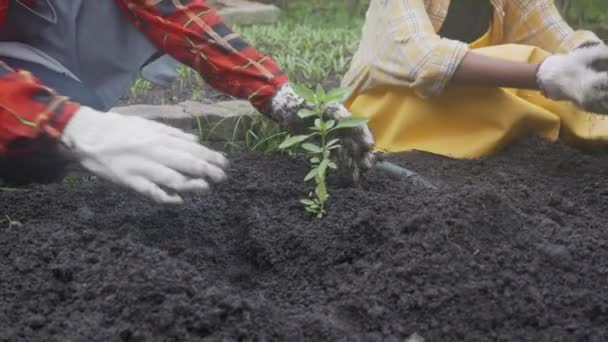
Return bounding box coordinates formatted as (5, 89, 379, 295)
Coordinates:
(502, 0, 602, 53)
(343, 0, 469, 99)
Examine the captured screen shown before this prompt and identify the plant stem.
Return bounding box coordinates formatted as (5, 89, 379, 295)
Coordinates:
(319, 128, 327, 215)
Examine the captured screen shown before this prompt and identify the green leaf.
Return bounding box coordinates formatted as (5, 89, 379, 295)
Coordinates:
(292, 84, 315, 103)
(300, 199, 317, 206)
(298, 108, 318, 119)
(328, 144, 342, 150)
(304, 167, 319, 181)
(315, 84, 326, 99)
(314, 118, 322, 130)
(279, 134, 311, 149)
(326, 119, 336, 130)
(324, 87, 350, 104)
(310, 157, 320, 164)
(305, 206, 320, 214)
(302, 143, 322, 153)
(327, 138, 340, 147)
(315, 181, 329, 203)
(333, 117, 368, 130)
(328, 161, 338, 169)
(317, 159, 329, 179)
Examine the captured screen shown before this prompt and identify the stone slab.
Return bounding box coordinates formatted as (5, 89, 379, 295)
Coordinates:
(111, 101, 261, 142)
(112, 104, 189, 128)
(211, 0, 281, 26)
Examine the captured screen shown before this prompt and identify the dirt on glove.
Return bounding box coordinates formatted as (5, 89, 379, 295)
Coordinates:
(1, 136, 608, 342)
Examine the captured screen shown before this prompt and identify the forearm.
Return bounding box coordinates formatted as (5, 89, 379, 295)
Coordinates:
(116, 0, 287, 112)
(450, 51, 540, 90)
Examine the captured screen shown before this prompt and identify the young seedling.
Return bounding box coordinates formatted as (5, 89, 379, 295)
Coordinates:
(129, 78, 151, 102)
(279, 84, 368, 218)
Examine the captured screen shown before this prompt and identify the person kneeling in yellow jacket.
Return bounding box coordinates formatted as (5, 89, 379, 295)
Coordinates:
(342, 0, 608, 158)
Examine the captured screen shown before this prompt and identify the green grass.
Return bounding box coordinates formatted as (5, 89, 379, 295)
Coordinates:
(129, 78, 152, 102)
(188, 108, 287, 154)
(176, 64, 207, 101)
(237, 20, 362, 87)
(167, 15, 363, 89)
(62, 172, 96, 188)
(557, 0, 608, 40)
(263, 0, 369, 24)
(244, 116, 287, 153)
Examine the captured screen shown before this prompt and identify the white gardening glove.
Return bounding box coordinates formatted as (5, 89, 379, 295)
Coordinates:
(59, 106, 228, 204)
(267, 84, 375, 181)
(537, 42, 608, 114)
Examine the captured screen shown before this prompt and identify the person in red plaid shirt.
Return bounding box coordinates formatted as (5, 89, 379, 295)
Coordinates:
(0, 0, 374, 203)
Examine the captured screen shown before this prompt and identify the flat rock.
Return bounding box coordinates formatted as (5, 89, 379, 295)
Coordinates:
(111, 101, 261, 142)
(111, 104, 186, 125)
(211, 0, 281, 26)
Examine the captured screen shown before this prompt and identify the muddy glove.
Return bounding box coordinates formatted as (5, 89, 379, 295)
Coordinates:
(268, 84, 375, 180)
(59, 106, 228, 204)
(537, 42, 608, 114)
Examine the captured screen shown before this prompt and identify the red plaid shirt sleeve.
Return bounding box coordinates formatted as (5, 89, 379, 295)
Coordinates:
(0, 0, 287, 158)
(0, 0, 79, 158)
(0, 0, 7, 25)
(115, 0, 288, 112)
(0, 61, 79, 157)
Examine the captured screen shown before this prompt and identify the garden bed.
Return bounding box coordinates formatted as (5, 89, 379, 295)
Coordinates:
(2, 136, 608, 341)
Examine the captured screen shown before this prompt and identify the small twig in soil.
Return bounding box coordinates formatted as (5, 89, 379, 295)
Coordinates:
(3, 215, 22, 228)
(0, 187, 27, 192)
(582, 179, 608, 193)
(373, 160, 438, 190)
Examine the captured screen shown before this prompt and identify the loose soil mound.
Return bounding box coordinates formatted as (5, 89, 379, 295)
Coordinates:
(1, 137, 608, 341)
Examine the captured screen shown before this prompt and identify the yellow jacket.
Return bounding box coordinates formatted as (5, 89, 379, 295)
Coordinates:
(342, 0, 602, 101)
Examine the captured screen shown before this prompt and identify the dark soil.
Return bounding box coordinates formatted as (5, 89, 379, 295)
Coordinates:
(2, 137, 608, 341)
